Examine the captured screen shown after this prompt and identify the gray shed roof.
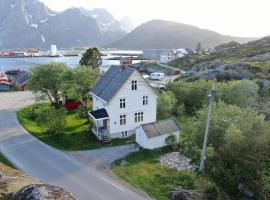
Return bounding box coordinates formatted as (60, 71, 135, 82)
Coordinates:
(91, 66, 135, 102)
(142, 118, 181, 139)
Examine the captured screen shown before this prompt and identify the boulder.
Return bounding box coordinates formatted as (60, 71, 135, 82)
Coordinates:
(9, 184, 78, 200)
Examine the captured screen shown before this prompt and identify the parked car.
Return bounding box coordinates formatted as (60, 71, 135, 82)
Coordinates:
(150, 72, 165, 80)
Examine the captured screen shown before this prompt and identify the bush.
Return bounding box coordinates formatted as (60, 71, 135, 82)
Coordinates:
(203, 182, 219, 200)
(36, 107, 66, 134)
(165, 135, 178, 150)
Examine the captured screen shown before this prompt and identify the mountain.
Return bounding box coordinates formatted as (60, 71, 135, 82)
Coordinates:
(0, 0, 127, 49)
(108, 20, 255, 50)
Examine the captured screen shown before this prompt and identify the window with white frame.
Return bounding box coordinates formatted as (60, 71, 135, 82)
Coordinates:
(120, 98, 126, 108)
(131, 80, 137, 90)
(120, 114, 126, 125)
(135, 112, 143, 123)
(121, 131, 128, 137)
(143, 96, 148, 105)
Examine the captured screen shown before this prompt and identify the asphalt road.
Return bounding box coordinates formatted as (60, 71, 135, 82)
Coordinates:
(0, 91, 149, 200)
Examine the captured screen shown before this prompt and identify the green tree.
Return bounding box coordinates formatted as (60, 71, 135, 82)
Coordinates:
(36, 107, 66, 134)
(62, 66, 100, 105)
(157, 91, 177, 119)
(79, 47, 102, 68)
(182, 102, 270, 197)
(28, 62, 69, 109)
(196, 42, 202, 54)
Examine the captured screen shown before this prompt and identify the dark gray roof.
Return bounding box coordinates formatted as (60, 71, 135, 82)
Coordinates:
(91, 66, 136, 102)
(142, 118, 181, 139)
(89, 108, 109, 120)
(7, 70, 29, 85)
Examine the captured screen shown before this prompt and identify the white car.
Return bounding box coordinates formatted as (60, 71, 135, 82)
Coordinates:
(150, 72, 165, 80)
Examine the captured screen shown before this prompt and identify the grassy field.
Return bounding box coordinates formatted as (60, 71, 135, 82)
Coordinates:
(113, 149, 216, 200)
(17, 104, 135, 151)
(0, 153, 16, 169)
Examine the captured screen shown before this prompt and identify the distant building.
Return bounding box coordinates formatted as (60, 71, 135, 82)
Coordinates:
(176, 49, 188, 58)
(120, 57, 133, 66)
(25, 49, 40, 57)
(160, 51, 176, 63)
(143, 49, 170, 60)
(50, 45, 58, 56)
(6, 69, 29, 91)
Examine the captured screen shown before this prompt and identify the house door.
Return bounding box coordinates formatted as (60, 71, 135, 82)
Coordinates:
(103, 119, 108, 129)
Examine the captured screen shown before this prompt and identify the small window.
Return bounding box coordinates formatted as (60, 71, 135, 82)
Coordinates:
(121, 131, 128, 137)
(120, 114, 126, 125)
(135, 112, 143, 122)
(120, 98, 126, 108)
(131, 80, 137, 90)
(143, 96, 148, 105)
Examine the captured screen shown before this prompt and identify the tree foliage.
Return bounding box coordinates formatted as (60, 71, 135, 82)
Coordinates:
(28, 62, 68, 109)
(79, 47, 102, 68)
(181, 102, 270, 198)
(62, 65, 100, 104)
(168, 80, 259, 115)
(157, 91, 177, 119)
(36, 106, 66, 134)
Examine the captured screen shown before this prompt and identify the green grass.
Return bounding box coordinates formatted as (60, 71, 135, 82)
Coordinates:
(0, 153, 16, 169)
(113, 149, 214, 200)
(17, 104, 135, 151)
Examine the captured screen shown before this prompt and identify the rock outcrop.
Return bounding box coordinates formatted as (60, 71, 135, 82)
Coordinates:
(0, 163, 78, 200)
(9, 184, 78, 200)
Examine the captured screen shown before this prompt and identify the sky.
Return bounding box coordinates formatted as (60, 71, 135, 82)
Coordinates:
(40, 0, 270, 37)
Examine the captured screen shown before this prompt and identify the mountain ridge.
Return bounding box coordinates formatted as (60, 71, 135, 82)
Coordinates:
(108, 19, 256, 50)
(0, 0, 129, 49)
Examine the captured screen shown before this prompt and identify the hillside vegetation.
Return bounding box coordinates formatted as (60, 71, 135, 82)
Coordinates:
(170, 37, 270, 81)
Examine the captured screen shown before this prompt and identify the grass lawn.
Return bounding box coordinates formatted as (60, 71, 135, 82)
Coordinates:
(113, 149, 216, 200)
(0, 153, 16, 169)
(17, 104, 135, 151)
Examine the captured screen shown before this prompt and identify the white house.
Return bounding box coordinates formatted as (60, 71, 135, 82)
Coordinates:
(176, 49, 188, 58)
(89, 65, 157, 141)
(136, 118, 181, 150)
(160, 51, 176, 63)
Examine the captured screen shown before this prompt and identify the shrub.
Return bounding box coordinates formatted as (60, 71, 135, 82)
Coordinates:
(203, 182, 219, 200)
(165, 135, 178, 150)
(36, 107, 66, 134)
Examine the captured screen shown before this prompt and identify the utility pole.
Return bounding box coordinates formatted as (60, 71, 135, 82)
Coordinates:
(199, 85, 217, 173)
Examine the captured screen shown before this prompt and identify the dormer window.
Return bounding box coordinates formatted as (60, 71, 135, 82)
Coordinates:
(143, 96, 148, 105)
(120, 98, 126, 108)
(131, 80, 137, 90)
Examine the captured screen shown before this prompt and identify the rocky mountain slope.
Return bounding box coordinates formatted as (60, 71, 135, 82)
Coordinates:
(170, 37, 270, 81)
(0, 0, 128, 49)
(108, 20, 255, 50)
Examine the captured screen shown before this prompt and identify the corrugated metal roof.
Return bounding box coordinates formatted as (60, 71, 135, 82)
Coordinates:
(142, 118, 180, 139)
(91, 66, 135, 102)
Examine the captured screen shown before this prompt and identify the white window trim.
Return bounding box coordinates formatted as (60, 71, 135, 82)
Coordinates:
(119, 113, 127, 125)
(134, 111, 144, 123)
(119, 97, 126, 109)
(143, 95, 149, 105)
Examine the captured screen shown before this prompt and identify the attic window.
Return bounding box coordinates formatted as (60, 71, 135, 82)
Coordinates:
(143, 96, 148, 105)
(131, 80, 137, 90)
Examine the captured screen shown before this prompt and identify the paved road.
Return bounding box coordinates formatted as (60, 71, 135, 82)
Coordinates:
(68, 144, 139, 170)
(0, 91, 149, 200)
